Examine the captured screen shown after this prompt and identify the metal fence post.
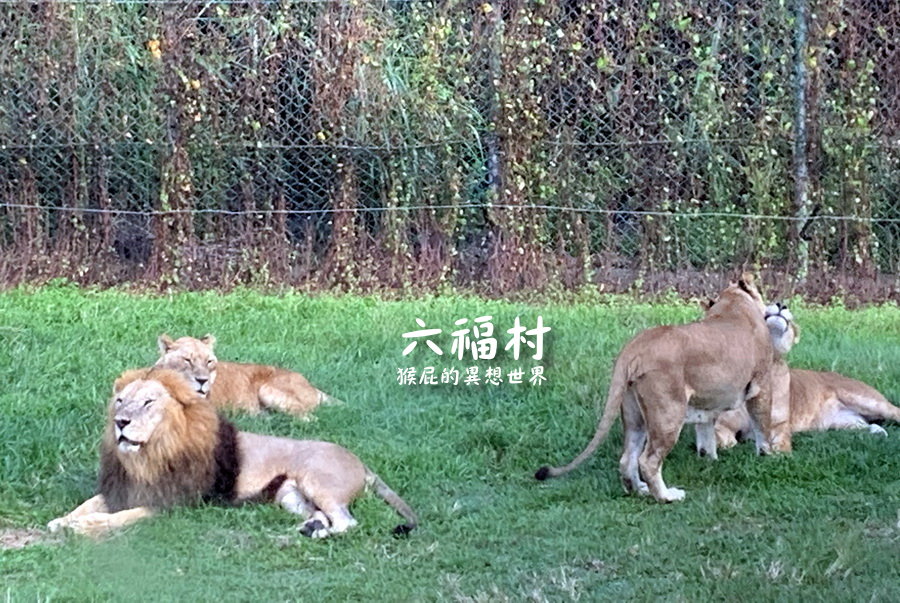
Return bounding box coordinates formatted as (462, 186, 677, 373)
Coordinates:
(792, 0, 811, 285)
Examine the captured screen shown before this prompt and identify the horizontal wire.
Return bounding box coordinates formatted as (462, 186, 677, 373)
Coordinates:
(0, 138, 799, 151)
(0, 0, 367, 4)
(1, 202, 897, 223)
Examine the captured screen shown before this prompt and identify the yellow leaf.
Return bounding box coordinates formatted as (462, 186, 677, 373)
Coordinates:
(146, 39, 162, 60)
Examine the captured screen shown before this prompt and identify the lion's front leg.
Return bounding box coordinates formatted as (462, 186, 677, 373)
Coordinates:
(745, 376, 777, 455)
(48, 497, 153, 537)
(768, 362, 793, 453)
(47, 494, 108, 533)
(62, 507, 154, 537)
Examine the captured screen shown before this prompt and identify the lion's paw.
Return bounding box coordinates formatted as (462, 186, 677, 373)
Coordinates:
(48, 514, 110, 537)
(755, 440, 773, 456)
(868, 424, 888, 436)
(46, 517, 69, 533)
(299, 518, 328, 538)
(716, 434, 738, 449)
(770, 438, 793, 454)
(660, 487, 686, 503)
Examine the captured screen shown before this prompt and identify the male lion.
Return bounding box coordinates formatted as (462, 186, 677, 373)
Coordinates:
(47, 369, 416, 538)
(716, 304, 900, 447)
(535, 274, 776, 503)
(155, 334, 337, 418)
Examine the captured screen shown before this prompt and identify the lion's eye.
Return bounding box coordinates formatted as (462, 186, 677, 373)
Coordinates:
(115, 398, 123, 406)
(184, 358, 193, 366)
(207, 359, 215, 367)
(143, 398, 155, 407)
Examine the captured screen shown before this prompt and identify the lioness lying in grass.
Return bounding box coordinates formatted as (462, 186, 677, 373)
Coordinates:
(154, 334, 339, 419)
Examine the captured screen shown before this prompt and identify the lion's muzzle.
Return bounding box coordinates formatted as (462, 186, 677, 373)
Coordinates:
(116, 434, 143, 453)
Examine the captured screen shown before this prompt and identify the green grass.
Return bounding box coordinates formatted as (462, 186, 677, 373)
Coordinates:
(1, 284, 899, 601)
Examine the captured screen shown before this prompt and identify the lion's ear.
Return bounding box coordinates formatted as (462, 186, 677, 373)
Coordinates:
(200, 334, 216, 349)
(158, 334, 175, 355)
(699, 297, 716, 312)
(737, 272, 757, 294)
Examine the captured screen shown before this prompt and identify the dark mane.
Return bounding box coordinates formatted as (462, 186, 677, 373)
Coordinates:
(99, 441, 216, 512)
(205, 419, 240, 504)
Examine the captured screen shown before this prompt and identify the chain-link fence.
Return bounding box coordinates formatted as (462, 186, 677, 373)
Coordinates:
(1, 0, 897, 299)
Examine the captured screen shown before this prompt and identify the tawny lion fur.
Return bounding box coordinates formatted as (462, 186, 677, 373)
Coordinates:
(155, 334, 338, 419)
(47, 369, 416, 539)
(716, 313, 900, 447)
(534, 274, 777, 503)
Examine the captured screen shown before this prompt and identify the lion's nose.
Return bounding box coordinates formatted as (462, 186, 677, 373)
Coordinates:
(115, 418, 130, 431)
(196, 378, 208, 387)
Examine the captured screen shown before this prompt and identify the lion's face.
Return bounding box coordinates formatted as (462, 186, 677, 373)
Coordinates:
(155, 334, 219, 396)
(111, 379, 177, 454)
(765, 302, 798, 356)
(100, 368, 223, 510)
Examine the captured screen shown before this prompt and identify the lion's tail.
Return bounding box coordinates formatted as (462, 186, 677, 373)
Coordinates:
(534, 353, 630, 481)
(317, 390, 344, 406)
(365, 469, 418, 536)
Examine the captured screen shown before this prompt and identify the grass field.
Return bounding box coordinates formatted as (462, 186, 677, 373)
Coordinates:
(1, 284, 899, 601)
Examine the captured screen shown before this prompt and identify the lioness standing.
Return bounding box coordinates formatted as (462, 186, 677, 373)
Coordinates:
(535, 274, 776, 503)
(155, 334, 338, 418)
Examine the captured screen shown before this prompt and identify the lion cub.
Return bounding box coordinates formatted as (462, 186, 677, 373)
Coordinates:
(155, 334, 338, 419)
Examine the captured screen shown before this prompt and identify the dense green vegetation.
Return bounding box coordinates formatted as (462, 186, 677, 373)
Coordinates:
(2, 2, 897, 292)
(1, 285, 898, 600)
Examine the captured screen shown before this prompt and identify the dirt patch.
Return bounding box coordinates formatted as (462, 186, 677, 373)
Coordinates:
(0, 527, 60, 550)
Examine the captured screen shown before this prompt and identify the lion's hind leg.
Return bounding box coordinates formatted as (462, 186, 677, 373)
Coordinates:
(838, 388, 900, 425)
(280, 478, 357, 539)
(320, 506, 357, 536)
(276, 479, 333, 538)
(823, 407, 887, 436)
(275, 479, 315, 517)
(301, 498, 358, 539)
(619, 390, 649, 496)
(298, 508, 357, 539)
(258, 372, 321, 419)
(635, 378, 687, 503)
(639, 432, 686, 503)
(299, 511, 333, 539)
